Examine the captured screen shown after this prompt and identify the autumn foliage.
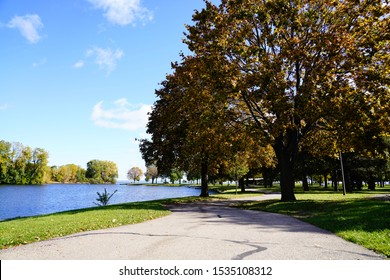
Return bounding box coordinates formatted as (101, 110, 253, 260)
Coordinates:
(140, 0, 389, 200)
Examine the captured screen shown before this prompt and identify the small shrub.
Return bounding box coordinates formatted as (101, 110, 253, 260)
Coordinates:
(94, 188, 118, 206)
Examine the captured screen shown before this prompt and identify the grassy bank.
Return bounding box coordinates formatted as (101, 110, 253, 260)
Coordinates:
(0, 201, 171, 249)
(238, 192, 390, 258)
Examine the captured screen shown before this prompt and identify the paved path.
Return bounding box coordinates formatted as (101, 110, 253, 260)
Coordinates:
(0, 194, 384, 260)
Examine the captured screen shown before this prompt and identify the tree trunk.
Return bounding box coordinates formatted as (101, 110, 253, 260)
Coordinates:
(278, 158, 296, 201)
(368, 177, 376, 190)
(344, 169, 352, 193)
(332, 169, 338, 191)
(318, 176, 322, 187)
(302, 175, 309, 191)
(263, 168, 270, 188)
(301, 152, 309, 191)
(324, 173, 328, 188)
(274, 131, 297, 202)
(355, 179, 363, 190)
(239, 177, 245, 192)
(200, 159, 209, 197)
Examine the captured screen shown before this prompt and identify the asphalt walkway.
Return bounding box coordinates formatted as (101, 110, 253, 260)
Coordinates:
(0, 194, 384, 260)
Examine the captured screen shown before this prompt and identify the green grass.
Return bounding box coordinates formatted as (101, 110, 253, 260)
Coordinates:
(239, 193, 390, 258)
(0, 201, 170, 249)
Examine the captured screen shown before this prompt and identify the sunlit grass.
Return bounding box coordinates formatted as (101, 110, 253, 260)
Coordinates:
(0, 201, 170, 249)
(239, 193, 390, 258)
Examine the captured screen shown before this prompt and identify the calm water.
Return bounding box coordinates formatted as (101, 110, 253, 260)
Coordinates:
(0, 184, 203, 221)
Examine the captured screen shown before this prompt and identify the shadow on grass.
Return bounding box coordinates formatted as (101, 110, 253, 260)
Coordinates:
(241, 198, 390, 233)
(239, 197, 390, 258)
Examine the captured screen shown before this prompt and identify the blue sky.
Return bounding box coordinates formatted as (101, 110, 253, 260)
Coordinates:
(0, 0, 214, 180)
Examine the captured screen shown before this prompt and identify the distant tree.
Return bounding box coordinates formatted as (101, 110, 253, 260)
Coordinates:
(127, 167, 143, 183)
(10, 142, 30, 184)
(145, 165, 158, 184)
(0, 140, 12, 183)
(100, 161, 118, 183)
(226, 153, 250, 193)
(186, 169, 201, 184)
(27, 148, 49, 184)
(42, 165, 52, 184)
(59, 165, 73, 183)
(0, 140, 49, 184)
(342, 153, 388, 191)
(75, 166, 87, 183)
(86, 160, 118, 184)
(169, 169, 184, 184)
(50, 164, 87, 183)
(50, 166, 61, 182)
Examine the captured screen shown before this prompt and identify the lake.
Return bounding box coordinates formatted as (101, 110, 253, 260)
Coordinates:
(0, 184, 204, 221)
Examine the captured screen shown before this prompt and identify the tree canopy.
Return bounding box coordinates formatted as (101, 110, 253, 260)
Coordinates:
(86, 160, 118, 184)
(145, 165, 159, 184)
(140, 0, 389, 200)
(127, 166, 143, 183)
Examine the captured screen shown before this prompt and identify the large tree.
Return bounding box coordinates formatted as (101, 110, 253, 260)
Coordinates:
(185, 0, 390, 201)
(140, 55, 261, 196)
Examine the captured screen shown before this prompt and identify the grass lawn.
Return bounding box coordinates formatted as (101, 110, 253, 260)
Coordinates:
(0, 200, 170, 249)
(238, 191, 390, 258)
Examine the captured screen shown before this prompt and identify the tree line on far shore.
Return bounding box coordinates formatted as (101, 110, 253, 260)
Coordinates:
(127, 165, 186, 184)
(0, 139, 189, 186)
(0, 140, 118, 185)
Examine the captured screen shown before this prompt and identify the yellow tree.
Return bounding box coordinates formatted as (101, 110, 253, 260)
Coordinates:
(127, 167, 143, 183)
(185, 0, 390, 201)
(141, 56, 233, 196)
(140, 54, 266, 196)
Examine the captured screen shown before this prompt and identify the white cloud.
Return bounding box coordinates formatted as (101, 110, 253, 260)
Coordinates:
(7, 14, 43, 44)
(91, 98, 151, 131)
(73, 60, 85, 68)
(87, 0, 153, 26)
(86, 47, 124, 75)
